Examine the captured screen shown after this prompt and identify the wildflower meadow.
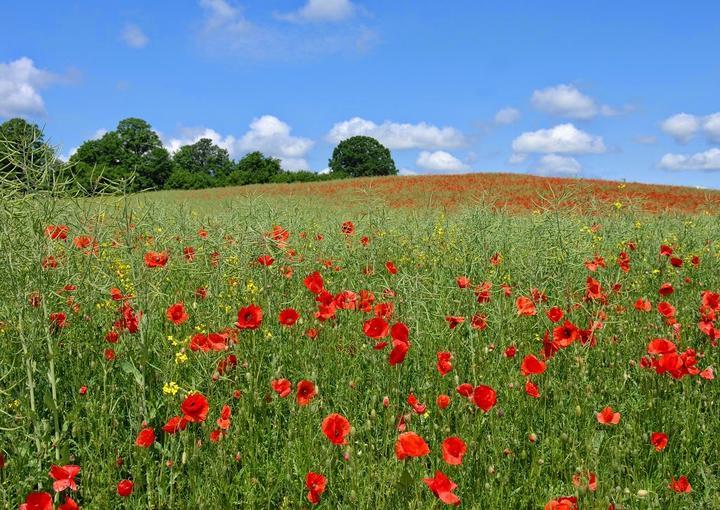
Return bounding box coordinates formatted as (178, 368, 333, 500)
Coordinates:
(1, 178, 718, 510)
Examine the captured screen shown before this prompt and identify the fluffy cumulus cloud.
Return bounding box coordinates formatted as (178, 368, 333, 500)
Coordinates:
(659, 148, 720, 172)
(121, 24, 149, 48)
(326, 117, 466, 150)
(531, 84, 617, 119)
(493, 107, 520, 125)
(276, 0, 356, 23)
(660, 112, 720, 144)
(163, 115, 314, 172)
(511, 123, 606, 155)
(537, 154, 582, 175)
(416, 150, 469, 173)
(0, 57, 58, 118)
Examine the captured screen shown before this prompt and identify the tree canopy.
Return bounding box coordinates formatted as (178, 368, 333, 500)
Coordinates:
(328, 136, 397, 178)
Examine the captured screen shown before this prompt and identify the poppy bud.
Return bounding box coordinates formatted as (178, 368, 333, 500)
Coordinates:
(574, 405, 582, 416)
(79, 386, 87, 395)
(637, 489, 648, 497)
(382, 396, 390, 408)
(528, 433, 537, 443)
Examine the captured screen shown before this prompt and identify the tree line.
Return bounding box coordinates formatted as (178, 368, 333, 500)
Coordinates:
(0, 117, 398, 194)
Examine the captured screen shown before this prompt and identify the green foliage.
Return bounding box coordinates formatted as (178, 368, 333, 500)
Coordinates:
(329, 136, 397, 177)
(0, 118, 51, 185)
(171, 138, 233, 180)
(227, 151, 283, 185)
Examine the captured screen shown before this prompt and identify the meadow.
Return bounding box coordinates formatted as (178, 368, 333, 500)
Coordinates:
(1, 175, 719, 509)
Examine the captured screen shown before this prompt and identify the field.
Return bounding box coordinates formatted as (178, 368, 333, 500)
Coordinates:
(1, 174, 719, 509)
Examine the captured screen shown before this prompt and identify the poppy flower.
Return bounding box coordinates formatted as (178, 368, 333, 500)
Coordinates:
(217, 404, 232, 430)
(395, 432, 430, 460)
(49, 464, 81, 492)
(162, 416, 187, 434)
(278, 308, 300, 326)
(117, 479, 134, 497)
(235, 304, 263, 330)
(456, 276, 471, 288)
(516, 296, 537, 316)
(407, 393, 426, 414)
(472, 385, 497, 412)
(669, 475, 691, 493)
(389, 338, 409, 365)
(257, 255, 274, 266)
(634, 298, 652, 312)
(135, 427, 155, 448)
(20, 492, 53, 510)
(45, 225, 69, 240)
(271, 378, 292, 398)
(296, 380, 317, 406)
(181, 393, 209, 423)
(144, 251, 168, 268)
(651, 432, 668, 451)
(544, 496, 578, 510)
(436, 394, 451, 409)
(596, 406, 621, 425)
(524, 380, 540, 398)
(657, 301, 676, 318)
(553, 320, 579, 347)
(385, 261, 398, 274)
(322, 413, 351, 445)
(445, 316, 465, 329)
(166, 302, 189, 325)
(304, 272, 325, 294)
(437, 352, 453, 376)
(572, 471, 597, 492)
(520, 354, 547, 376)
(456, 383, 474, 398)
(363, 317, 389, 339)
(471, 313, 488, 330)
(58, 497, 79, 510)
(546, 307, 564, 322)
(306, 472, 327, 505)
(659, 283, 674, 296)
(441, 437, 467, 465)
(422, 470, 460, 506)
(504, 345, 517, 358)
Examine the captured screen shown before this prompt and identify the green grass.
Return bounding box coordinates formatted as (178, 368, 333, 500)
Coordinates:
(0, 189, 718, 509)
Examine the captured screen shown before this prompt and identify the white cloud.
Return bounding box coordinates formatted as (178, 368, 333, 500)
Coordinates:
(398, 168, 418, 176)
(416, 150, 469, 173)
(703, 113, 720, 143)
(0, 57, 59, 118)
(531, 84, 617, 119)
(537, 154, 582, 175)
(198, 0, 376, 59)
(276, 0, 356, 23)
(508, 153, 527, 164)
(494, 107, 520, 125)
(121, 24, 149, 48)
(326, 117, 466, 150)
(660, 113, 700, 144)
(659, 148, 720, 172)
(163, 115, 314, 172)
(511, 123, 606, 154)
(634, 135, 657, 145)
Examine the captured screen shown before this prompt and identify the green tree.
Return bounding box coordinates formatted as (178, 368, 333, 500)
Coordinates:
(328, 136, 397, 178)
(227, 151, 282, 185)
(0, 118, 49, 183)
(169, 138, 233, 188)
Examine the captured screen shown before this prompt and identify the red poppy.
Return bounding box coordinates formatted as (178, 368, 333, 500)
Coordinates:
(651, 432, 668, 451)
(257, 255, 274, 266)
(553, 320, 579, 347)
(471, 313, 488, 330)
(271, 378, 292, 398)
(437, 352, 453, 376)
(436, 394, 451, 409)
(659, 283, 674, 296)
(516, 296, 537, 316)
(341, 221, 355, 235)
(634, 298, 651, 312)
(525, 380, 540, 398)
(670, 256, 683, 267)
(304, 272, 325, 294)
(456, 276, 471, 288)
(657, 301, 676, 318)
(117, 479, 134, 497)
(20, 492, 53, 510)
(181, 393, 209, 423)
(422, 470, 460, 506)
(445, 316, 465, 329)
(58, 497, 79, 510)
(546, 307, 564, 322)
(217, 404, 232, 430)
(45, 225, 69, 240)
(617, 251, 630, 272)
(135, 427, 155, 448)
(669, 475, 691, 493)
(166, 302, 189, 325)
(520, 354, 547, 376)
(407, 393, 426, 414)
(596, 406, 621, 425)
(504, 345, 517, 358)
(296, 380, 316, 406)
(472, 385, 497, 412)
(395, 432, 430, 460)
(235, 304, 263, 330)
(278, 308, 300, 326)
(49, 464, 81, 492)
(322, 413, 351, 445)
(162, 416, 187, 434)
(144, 251, 168, 268)
(49, 312, 67, 330)
(572, 471, 597, 492)
(544, 496, 578, 510)
(385, 261, 398, 274)
(306, 472, 327, 505)
(441, 437, 467, 465)
(456, 383, 474, 398)
(363, 317, 389, 339)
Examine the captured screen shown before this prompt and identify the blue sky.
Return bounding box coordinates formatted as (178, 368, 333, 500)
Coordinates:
(2, 0, 720, 188)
